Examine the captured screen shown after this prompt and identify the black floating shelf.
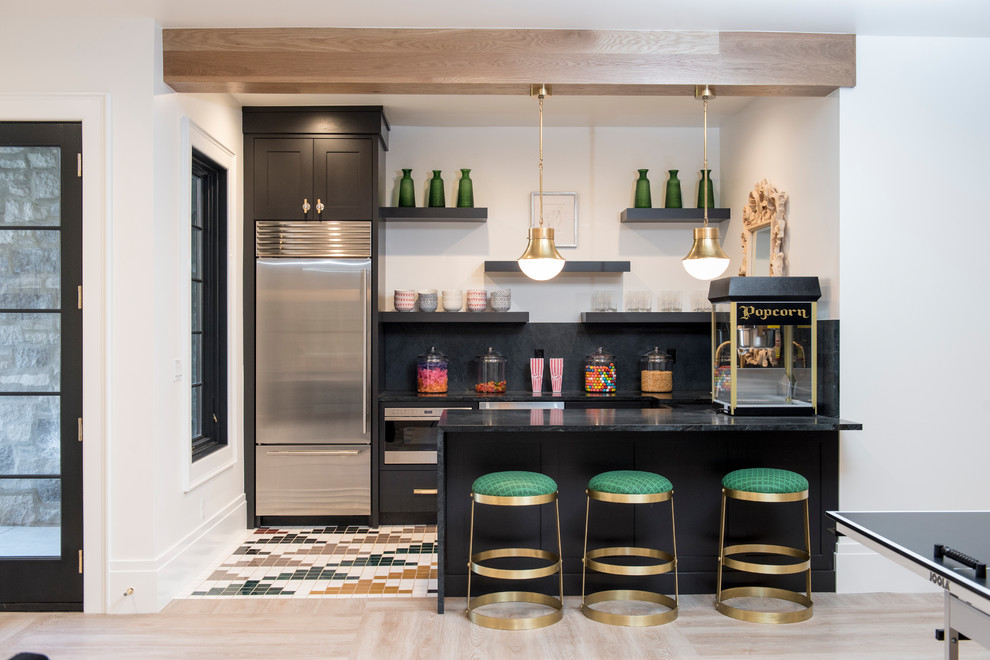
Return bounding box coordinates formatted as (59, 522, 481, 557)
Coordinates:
(379, 207, 488, 221)
(620, 208, 730, 224)
(380, 311, 529, 323)
(485, 261, 631, 274)
(581, 311, 712, 324)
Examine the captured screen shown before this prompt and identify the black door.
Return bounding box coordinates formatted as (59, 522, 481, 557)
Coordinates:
(0, 122, 84, 610)
(313, 138, 373, 220)
(252, 138, 315, 219)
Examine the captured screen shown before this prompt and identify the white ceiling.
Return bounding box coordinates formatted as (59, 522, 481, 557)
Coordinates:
(13, 0, 990, 36)
(15, 0, 990, 126)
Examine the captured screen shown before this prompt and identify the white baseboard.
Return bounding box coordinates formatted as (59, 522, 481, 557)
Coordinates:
(835, 536, 939, 594)
(107, 494, 247, 613)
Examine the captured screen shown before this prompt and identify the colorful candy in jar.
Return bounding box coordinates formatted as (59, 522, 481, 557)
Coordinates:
(416, 346, 448, 393)
(475, 380, 507, 393)
(584, 346, 617, 392)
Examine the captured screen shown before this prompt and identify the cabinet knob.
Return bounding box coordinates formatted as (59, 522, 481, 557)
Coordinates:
(316, 198, 325, 214)
(413, 488, 438, 496)
(302, 198, 311, 213)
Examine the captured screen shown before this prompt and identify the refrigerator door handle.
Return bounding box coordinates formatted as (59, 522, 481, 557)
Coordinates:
(264, 449, 362, 456)
(362, 267, 368, 436)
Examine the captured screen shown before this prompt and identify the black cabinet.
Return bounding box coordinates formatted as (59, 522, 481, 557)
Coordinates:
(252, 137, 373, 220)
(379, 468, 437, 524)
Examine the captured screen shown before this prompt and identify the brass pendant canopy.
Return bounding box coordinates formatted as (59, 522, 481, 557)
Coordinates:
(518, 84, 565, 281)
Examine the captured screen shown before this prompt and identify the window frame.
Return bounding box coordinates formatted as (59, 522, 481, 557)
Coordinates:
(181, 118, 239, 492)
(191, 148, 228, 462)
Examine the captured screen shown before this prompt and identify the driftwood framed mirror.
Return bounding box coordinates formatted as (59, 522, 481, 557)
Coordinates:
(739, 179, 788, 276)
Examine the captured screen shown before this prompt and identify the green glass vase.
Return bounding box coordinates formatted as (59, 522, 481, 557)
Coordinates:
(456, 169, 474, 208)
(664, 170, 682, 208)
(634, 169, 652, 208)
(697, 169, 715, 209)
(398, 169, 415, 207)
(428, 170, 445, 208)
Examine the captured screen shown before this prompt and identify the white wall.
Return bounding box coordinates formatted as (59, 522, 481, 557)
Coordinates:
(0, 19, 246, 612)
(836, 35, 990, 592)
(721, 95, 841, 318)
(383, 125, 723, 320)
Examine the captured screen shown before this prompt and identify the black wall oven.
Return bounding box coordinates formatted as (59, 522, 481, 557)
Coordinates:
(383, 406, 472, 465)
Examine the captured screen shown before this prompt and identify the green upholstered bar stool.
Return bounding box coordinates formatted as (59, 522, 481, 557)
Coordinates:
(466, 470, 564, 630)
(716, 467, 813, 624)
(581, 470, 678, 626)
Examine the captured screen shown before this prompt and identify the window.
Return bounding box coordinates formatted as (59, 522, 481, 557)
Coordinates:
(191, 148, 228, 461)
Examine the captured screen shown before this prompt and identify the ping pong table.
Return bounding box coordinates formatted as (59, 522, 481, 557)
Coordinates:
(827, 511, 990, 660)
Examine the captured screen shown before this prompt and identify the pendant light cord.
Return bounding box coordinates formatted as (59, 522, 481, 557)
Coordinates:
(703, 93, 709, 228)
(538, 89, 545, 229)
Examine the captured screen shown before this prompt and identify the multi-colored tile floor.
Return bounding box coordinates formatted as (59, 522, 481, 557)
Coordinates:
(185, 525, 437, 598)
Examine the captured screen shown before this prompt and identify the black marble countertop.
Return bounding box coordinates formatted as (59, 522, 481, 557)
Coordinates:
(438, 407, 862, 432)
(378, 389, 712, 405)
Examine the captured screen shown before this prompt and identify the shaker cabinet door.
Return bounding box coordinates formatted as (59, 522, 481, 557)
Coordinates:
(313, 138, 374, 220)
(253, 138, 315, 219)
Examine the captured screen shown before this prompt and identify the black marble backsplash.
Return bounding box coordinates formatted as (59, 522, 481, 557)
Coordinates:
(384, 322, 711, 395)
(382, 319, 840, 415)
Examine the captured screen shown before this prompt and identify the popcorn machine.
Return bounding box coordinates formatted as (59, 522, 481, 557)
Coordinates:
(709, 277, 820, 415)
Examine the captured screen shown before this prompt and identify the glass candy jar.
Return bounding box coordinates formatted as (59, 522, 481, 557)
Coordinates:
(640, 347, 673, 393)
(476, 347, 507, 393)
(584, 346, 617, 393)
(416, 346, 448, 393)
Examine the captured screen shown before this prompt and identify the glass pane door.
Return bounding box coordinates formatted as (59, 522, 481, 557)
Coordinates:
(0, 123, 83, 609)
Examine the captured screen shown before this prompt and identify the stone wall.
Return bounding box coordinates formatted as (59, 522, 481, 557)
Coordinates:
(0, 145, 62, 527)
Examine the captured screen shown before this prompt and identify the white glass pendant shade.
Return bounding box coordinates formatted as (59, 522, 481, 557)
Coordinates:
(517, 226, 565, 280)
(682, 226, 730, 280)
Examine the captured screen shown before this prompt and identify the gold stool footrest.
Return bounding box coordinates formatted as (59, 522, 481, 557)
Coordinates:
(716, 586, 813, 624)
(582, 589, 678, 627)
(467, 591, 564, 630)
(585, 546, 676, 576)
(470, 547, 561, 580)
(722, 543, 811, 575)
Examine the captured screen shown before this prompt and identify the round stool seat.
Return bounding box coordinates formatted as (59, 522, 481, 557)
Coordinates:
(472, 471, 557, 498)
(588, 470, 672, 495)
(722, 468, 808, 494)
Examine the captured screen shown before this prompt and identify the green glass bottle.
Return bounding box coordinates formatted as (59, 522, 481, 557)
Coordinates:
(428, 170, 445, 208)
(664, 170, 682, 208)
(697, 169, 715, 209)
(634, 169, 652, 208)
(456, 169, 474, 208)
(398, 169, 415, 207)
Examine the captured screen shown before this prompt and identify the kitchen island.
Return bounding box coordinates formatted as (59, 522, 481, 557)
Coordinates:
(435, 406, 861, 613)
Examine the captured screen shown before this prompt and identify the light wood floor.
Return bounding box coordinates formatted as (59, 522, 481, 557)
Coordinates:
(2, 593, 989, 659)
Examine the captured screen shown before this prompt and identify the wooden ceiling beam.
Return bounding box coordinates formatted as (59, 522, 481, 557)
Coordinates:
(162, 28, 855, 96)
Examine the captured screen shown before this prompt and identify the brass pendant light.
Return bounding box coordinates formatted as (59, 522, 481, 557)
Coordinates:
(682, 85, 730, 281)
(517, 84, 565, 281)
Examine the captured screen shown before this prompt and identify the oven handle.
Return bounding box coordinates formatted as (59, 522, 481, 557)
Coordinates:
(265, 449, 362, 456)
(384, 407, 473, 422)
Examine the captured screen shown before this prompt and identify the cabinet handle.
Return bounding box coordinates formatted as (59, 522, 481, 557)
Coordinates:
(302, 198, 311, 213)
(413, 488, 438, 496)
(316, 198, 325, 214)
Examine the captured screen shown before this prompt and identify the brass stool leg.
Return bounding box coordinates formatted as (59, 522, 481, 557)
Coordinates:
(716, 492, 814, 624)
(803, 497, 812, 600)
(670, 495, 679, 609)
(466, 492, 563, 630)
(582, 490, 678, 626)
(466, 498, 475, 616)
(555, 498, 564, 608)
(716, 488, 727, 607)
(581, 492, 590, 608)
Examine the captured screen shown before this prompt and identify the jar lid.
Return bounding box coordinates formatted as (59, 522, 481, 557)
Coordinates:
(586, 346, 615, 361)
(478, 346, 505, 362)
(418, 345, 446, 360)
(642, 346, 671, 365)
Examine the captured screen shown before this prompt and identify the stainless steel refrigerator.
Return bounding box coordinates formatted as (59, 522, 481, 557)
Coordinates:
(254, 220, 371, 516)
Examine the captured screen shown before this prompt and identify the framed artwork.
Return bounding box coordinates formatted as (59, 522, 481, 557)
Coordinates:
(531, 191, 577, 248)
